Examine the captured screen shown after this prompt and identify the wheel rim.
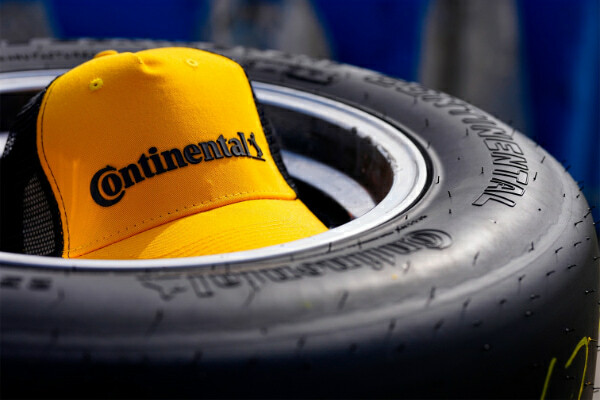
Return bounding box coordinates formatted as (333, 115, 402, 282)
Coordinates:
(0, 70, 429, 270)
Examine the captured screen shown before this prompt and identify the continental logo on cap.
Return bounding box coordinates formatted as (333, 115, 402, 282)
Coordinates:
(90, 132, 264, 207)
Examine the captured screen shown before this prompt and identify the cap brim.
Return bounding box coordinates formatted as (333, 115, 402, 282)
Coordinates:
(77, 199, 328, 259)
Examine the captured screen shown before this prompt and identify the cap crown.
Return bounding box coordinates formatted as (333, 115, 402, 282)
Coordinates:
(36, 48, 295, 257)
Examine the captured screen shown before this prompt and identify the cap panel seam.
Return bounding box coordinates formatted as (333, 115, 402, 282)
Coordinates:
(38, 81, 71, 255)
(70, 190, 297, 255)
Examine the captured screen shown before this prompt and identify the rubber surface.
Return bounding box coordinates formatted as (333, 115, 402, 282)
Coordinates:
(0, 40, 598, 399)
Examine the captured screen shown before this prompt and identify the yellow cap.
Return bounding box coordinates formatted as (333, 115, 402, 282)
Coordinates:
(36, 47, 327, 259)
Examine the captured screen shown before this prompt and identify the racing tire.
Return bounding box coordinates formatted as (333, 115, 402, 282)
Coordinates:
(0, 39, 598, 399)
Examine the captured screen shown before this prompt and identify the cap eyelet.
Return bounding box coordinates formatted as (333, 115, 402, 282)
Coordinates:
(186, 58, 199, 68)
(89, 78, 104, 92)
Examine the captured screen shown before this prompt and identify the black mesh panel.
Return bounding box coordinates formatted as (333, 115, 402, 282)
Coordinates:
(22, 174, 57, 255)
(0, 88, 64, 256)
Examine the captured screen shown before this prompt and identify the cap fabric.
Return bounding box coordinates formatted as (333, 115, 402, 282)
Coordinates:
(1, 47, 327, 259)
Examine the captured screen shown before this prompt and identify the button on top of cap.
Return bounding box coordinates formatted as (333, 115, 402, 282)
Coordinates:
(94, 49, 118, 59)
